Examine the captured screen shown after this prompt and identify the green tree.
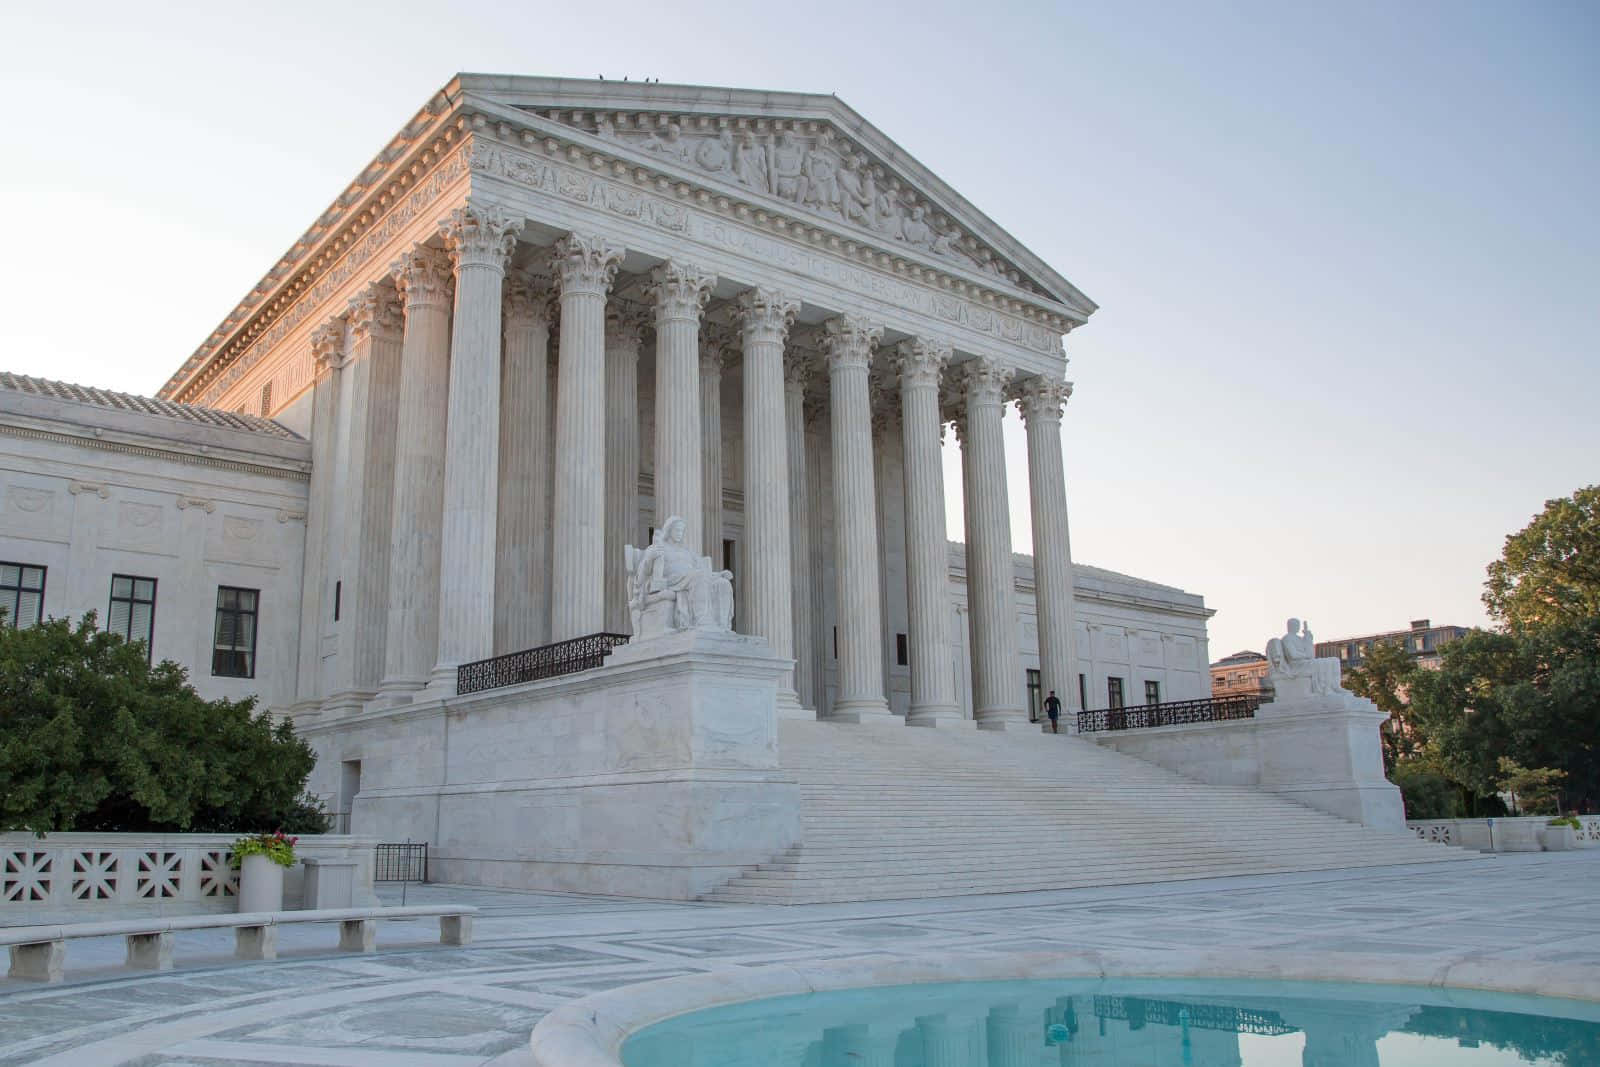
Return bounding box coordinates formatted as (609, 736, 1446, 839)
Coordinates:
(1495, 757, 1567, 815)
(1409, 618, 1600, 813)
(0, 614, 328, 834)
(1342, 638, 1419, 772)
(1484, 485, 1600, 631)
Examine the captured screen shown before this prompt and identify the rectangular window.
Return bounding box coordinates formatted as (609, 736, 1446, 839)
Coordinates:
(259, 382, 272, 416)
(108, 574, 157, 658)
(722, 539, 735, 572)
(1, 562, 46, 628)
(333, 580, 342, 622)
(212, 586, 259, 678)
(1078, 673, 1087, 712)
(895, 633, 908, 667)
(1026, 668, 1041, 722)
(832, 625, 838, 659)
(1145, 679, 1161, 705)
(1107, 676, 1125, 710)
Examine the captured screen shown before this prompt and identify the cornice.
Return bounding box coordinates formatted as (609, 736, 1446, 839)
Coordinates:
(0, 422, 311, 483)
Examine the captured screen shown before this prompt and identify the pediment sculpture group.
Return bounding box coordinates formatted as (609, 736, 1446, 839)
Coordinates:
(590, 116, 1009, 279)
(624, 516, 735, 640)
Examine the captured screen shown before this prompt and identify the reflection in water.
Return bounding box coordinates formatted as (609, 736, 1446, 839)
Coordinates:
(622, 980, 1600, 1066)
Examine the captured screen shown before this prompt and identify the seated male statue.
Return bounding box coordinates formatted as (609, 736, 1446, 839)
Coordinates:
(624, 515, 735, 639)
(1265, 617, 1341, 699)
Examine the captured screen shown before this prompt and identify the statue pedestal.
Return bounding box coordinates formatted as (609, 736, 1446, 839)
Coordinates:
(1255, 689, 1406, 830)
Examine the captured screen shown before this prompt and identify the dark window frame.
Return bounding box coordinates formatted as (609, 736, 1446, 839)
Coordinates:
(0, 562, 46, 629)
(895, 632, 908, 667)
(212, 585, 260, 678)
(1026, 668, 1041, 722)
(108, 574, 158, 660)
(1107, 676, 1125, 710)
(1144, 679, 1161, 705)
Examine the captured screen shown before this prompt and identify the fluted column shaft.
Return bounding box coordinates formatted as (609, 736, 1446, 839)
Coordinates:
(699, 341, 724, 566)
(1018, 379, 1079, 717)
(896, 339, 962, 725)
(823, 315, 892, 722)
(649, 260, 716, 555)
(496, 270, 553, 653)
(986, 1003, 1034, 1067)
(604, 308, 644, 634)
(738, 289, 801, 707)
(344, 284, 403, 693)
(297, 321, 346, 708)
(551, 233, 624, 641)
(784, 359, 816, 710)
(435, 206, 522, 680)
(381, 247, 453, 693)
(962, 360, 1027, 729)
(917, 1013, 982, 1067)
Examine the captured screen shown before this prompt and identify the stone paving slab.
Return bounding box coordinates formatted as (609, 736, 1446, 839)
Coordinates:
(2, 851, 1596, 1065)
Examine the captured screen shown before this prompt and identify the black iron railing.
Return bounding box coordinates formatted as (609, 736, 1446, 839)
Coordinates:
(1076, 694, 1260, 734)
(375, 843, 427, 883)
(456, 632, 630, 695)
(1093, 996, 1296, 1036)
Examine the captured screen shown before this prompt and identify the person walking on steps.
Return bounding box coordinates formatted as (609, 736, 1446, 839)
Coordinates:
(1043, 690, 1062, 733)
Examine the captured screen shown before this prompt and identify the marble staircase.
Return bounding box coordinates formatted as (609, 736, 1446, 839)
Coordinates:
(702, 718, 1477, 904)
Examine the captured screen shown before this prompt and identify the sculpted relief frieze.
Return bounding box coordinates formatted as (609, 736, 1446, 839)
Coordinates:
(471, 141, 1061, 359)
(549, 111, 1038, 294)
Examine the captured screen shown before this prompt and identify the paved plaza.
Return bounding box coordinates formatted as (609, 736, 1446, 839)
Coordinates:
(2, 850, 1596, 1065)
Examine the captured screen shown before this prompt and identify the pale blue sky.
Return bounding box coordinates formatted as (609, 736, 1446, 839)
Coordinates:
(2, 0, 1594, 658)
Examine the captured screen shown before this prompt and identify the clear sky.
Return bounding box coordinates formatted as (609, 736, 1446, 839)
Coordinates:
(2, 0, 1594, 659)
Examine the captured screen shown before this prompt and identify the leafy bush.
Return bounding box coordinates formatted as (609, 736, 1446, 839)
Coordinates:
(0, 614, 328, 835)
(1392, 763, 1464, 820)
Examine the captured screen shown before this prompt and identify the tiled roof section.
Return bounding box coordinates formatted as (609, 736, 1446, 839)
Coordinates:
(0, 373, 301, 440)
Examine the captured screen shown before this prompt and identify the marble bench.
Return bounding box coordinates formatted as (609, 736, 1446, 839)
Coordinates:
(2, 904, 476, 983)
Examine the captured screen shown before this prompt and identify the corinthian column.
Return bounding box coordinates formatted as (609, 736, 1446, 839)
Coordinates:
(496, 269, 553, 653)
(648, 260, 716, 555)
(738, 288, 801, 710)
(784, 356, 816, 710)
(550, 233, 624, 642)
(822, 314, 892, 723)
(343, 283, 403, 695)
(434, 205, 523, 684)
(380, 246, 453, 696)
(604, 305, 646, 634)
(1017, 377, 1078, 719)
(297, 319, 346, 709)
(894, 338, 962, 726)
(699, 335, 725, 566)
(960, 359, 1026, 729)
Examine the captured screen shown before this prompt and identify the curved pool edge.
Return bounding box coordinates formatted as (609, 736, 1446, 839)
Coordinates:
(526, 946, 1600, 1067)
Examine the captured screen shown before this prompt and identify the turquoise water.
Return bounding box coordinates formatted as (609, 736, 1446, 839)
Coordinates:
(622, 977, 1600, 1066)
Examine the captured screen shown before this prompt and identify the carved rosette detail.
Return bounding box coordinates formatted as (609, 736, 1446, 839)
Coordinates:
(440, 203, 524, 273)
(310, 319, 345, 371)
(347, 281, 403, 344)
(1014, 377, 1074, 424)
(551, 233, 625, 298)
(821, 314, 883, 372)
(503, 268, 553, 331)
(648, 260, 717, 322)
(893, 337, 951, 391)
(390, 246, 455, 310)
(736, 287, 800, 347)
(961, 358, 1011, 407)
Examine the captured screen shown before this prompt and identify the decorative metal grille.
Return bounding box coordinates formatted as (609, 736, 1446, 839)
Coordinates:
(375, 843, 428, 883)
(456, 632, 630, 695)
(1076, 694, 1261, 734)
(1093, 996, 1297, 1036)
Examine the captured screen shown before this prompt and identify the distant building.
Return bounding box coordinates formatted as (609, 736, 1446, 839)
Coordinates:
(1210, 649, 1270, 698)
(1316, 619, 1470, 672)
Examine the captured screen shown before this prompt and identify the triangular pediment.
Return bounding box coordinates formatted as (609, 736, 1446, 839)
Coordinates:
(459, 75, 1095, 318)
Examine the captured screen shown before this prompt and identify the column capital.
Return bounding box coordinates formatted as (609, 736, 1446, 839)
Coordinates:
(347, 281, 403, 345)
(310, 318, 346, 373)
(390, 245, 454, 311)
(821, 314, 883, 372)
(736, 287, 800, 346)
(607, 302, 649, 353)
(648, 259, 716, 322)
(892, 337, 952, 390)
(783, 353, 814, 394)
(440, 203, 523, 273)
(1014, 376, 1074, 424)
(503, 268, 554, 331)
(552, 233, 625, 298)
(960, 357, 1012, 406)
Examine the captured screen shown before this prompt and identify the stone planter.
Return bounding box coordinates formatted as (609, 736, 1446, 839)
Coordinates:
(1540, 824, 1578, 852)
(238, 853, 286, 912)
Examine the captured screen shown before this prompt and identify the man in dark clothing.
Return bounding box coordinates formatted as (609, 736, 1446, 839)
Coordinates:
(1043, 690, 1062, 733)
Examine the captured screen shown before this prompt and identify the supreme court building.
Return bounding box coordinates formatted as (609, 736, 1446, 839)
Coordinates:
(0, 75, 1216, 890)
